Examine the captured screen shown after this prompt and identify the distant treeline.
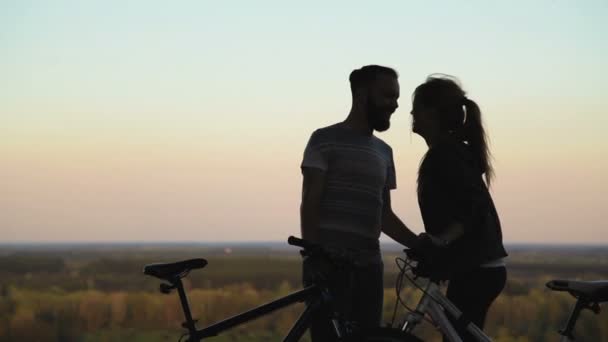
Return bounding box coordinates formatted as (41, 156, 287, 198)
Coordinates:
(2, 247, 607, 293)
(0, 246, 607, 341)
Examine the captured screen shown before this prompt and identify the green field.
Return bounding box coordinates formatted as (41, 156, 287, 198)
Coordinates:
(1, 243, 607, 341)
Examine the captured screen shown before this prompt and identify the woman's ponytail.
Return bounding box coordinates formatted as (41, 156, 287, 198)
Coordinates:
(462, 97, 493, 186)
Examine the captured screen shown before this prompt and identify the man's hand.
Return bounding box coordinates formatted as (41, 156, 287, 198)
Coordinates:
(302, 253, 334, 283)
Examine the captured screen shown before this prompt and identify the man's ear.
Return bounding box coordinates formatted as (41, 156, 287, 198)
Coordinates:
(353, 87, 369, 106)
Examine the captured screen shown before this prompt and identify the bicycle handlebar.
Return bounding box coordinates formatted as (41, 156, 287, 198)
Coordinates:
(287, 236, 329, 259)
(287, 235, 356, 268)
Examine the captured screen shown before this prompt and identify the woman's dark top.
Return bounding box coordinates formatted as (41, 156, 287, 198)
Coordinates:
(417, 138, 508, 271)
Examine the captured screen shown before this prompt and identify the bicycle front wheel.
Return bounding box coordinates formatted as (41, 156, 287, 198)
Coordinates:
(342, 327, 424, 342)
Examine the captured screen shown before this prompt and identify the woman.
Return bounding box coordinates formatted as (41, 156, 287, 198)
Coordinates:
(411, 75, 508, 341)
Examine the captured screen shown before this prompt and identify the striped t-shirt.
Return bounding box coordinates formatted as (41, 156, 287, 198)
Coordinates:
(301, 123, 396, 242)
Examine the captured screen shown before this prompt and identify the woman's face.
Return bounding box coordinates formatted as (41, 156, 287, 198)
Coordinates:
(410, 102, 438, 138)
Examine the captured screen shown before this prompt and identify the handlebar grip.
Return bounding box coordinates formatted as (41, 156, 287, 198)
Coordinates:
(287, 236, 314, 249)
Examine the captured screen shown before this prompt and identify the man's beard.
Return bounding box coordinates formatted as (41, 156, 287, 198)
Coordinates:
(366, 98, 391, 132)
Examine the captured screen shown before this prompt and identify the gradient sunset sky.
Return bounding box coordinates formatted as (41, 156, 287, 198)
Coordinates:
(2, 1, 607, 243)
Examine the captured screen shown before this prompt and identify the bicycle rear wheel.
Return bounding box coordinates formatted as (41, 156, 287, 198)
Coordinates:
(342, 327, 424, 341)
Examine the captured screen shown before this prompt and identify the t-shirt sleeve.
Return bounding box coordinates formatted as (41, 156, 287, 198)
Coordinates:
(387, 147, 397, 190)
(301, 130, 328, 171)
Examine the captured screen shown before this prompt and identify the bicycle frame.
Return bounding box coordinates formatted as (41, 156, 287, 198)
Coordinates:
(399, 281, 492, 342)
(173, 277, 341, 342)
(399, 280, 585, 342)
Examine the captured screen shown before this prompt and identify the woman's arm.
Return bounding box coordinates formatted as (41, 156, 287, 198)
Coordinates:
(427, 222, 465, 247)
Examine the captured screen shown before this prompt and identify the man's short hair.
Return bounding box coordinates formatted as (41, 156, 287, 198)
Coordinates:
(349, 65, 398, 93)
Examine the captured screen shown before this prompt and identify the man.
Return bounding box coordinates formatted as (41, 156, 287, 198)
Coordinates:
(300, 65, 419, 340)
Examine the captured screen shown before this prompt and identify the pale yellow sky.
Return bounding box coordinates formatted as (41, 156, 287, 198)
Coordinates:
(2, 104, 607, 243)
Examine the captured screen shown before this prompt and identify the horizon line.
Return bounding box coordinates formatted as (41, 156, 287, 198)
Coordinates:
(2, 240, 608, 247)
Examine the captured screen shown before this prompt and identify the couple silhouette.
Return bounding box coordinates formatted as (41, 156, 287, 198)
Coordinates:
(299, 65, 507, 342)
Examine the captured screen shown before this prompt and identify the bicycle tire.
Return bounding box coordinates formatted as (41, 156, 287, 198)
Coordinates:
(341, 327, 424, 342)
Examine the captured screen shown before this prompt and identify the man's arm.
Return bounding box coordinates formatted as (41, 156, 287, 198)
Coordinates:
(300, 167, 326, 243)
(381, 188, 419, 248)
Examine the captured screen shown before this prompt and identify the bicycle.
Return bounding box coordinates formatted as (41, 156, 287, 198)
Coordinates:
(389, 249, 608, 342)
(143, 236, 422, 341)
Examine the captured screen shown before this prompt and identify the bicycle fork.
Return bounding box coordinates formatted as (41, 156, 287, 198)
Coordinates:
(399, 283, 463, 341)
(400, 282, 490, 342)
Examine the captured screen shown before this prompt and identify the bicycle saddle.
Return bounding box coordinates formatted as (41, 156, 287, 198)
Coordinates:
(144, 258, 207, 281)
(546, 279, 608, 302)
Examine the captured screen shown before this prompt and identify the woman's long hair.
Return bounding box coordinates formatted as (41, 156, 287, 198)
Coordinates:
(413, 74, 494, 186)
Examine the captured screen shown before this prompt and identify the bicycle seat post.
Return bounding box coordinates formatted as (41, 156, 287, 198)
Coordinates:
(174, 277, 198, 338)
(559, 297, 587, 341)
